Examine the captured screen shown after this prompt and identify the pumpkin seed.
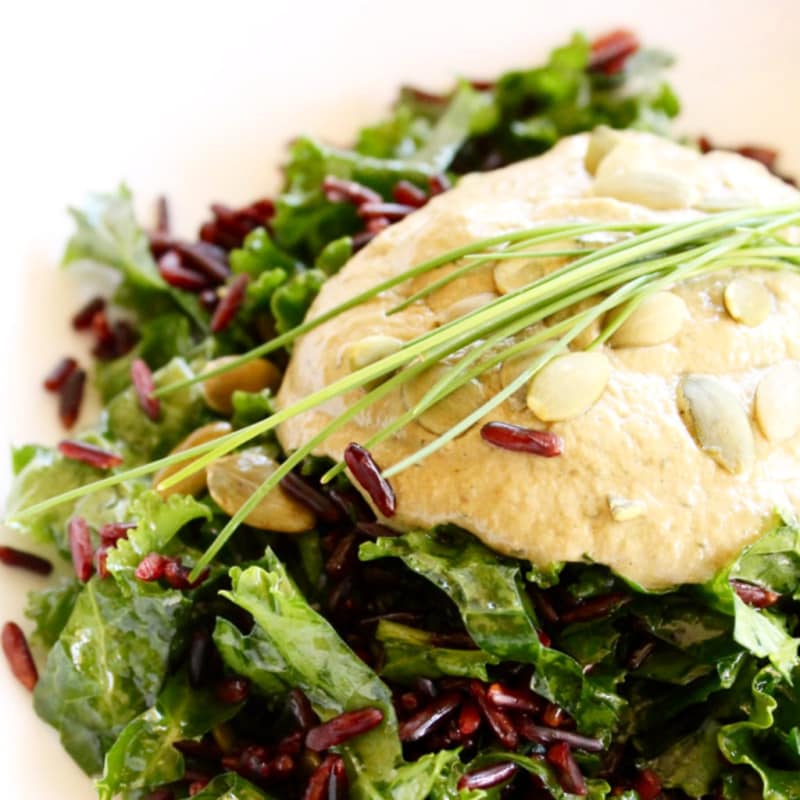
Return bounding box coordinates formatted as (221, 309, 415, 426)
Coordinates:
(723, 277, 772, 327)
(437, 292, 498, 325)
(526, 352, 610, 422)
(607, 495, 646, 522)
(402, 364, 487, 435)
(153, 421, 233, 498)
(493, 258, 546, 295)
(755, 362, 800, 442)
(343, 335, 404, 373)
(493, 239, 574, 295)
(594, 168, 696, 210)
(677, 375, 755, 474)
(202, 357, 281, 415)
(610, 291, 688, 348)
(206, 448, 316, 532)
(584, 126, 623, 174)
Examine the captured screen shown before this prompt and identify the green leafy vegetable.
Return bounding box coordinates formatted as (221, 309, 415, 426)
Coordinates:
(217, 552, 472, 799)
(105, 490, 210, 581)
(179, 773, 276, 799)
(94, 312, 194, 401)
(641, 719, 722, 796)
(33, 575, 191, 774)
(105, 357, 207, 461)
(63, 185, 165, 292)
(360, 528, 625, 739)
(24, 576, 82, 648)
(6, 443, 140, 553)
(97, 670, 241, 799)
(719, 667, 800, 800)
(270, 268, 326, 334)
(376, 619, 498, 682)
(218, 552, 400, 775)
(705, 519, 800, 679)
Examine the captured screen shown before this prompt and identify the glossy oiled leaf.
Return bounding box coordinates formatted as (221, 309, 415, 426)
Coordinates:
(360, 528, 624, 739)
(218, 552, 475, 800)
(641, 719, 722, 796)
(24, 576, 82, 648)
(719, 667, 800, 799)
(376, 619, 498, 683)
(179, 773, 277, 799)
(33, 575, 190, 775)
(97, 671, 241, 799)
(704, 520, 800, 679)
(6, 442, 139, 554)
(63, 185, 165, 291)
(219, 553, 401, 777)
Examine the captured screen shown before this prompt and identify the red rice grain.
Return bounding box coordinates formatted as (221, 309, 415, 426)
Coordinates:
(457, 701, 482, 736)
(399, 691, 461, 742)
(589, 29, 640, 75)
(357, 202, 417, 220)
(72, 296, 106, 330)
(68, 516, 95, 582)
(158, 250, 210, 291)
(486, 682, 542, 714)
(468, 680, 518, 749)
(155, 195, 171, 235)
(428, 174, 451, 195)
(458, 762, 517, 791)
(135, 552, 169, 582)
(730, 579, 780, 608)
(279, 473, 343, 523)
(303, 754, 347, 800)
(559, 593, 630, 624)
(2, 622, 38, 691)
(214, 677, 250, 705)
(176, 242, 231, 284)
(305, 707, 384, 751)
(43, 357, 78, 392)
(99, 521, 137, 546)
(58, 368, 86, 429)
(343, 443, 396, 518)
(58, 439, 123, 469)
(392, 180, 428, 208)
(210, 273, 249, 333)
(131, 358, 161, 421)
(0, 546, 53, 576)
(517, 718, 603, 753)
(322, 176, 381, 207)
(633, 769, 663, 800)
(546, 742, 587, 796)
(481, 421, 564, 457)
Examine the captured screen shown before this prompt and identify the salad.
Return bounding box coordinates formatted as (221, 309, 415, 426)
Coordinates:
(4, 28, 800, 800)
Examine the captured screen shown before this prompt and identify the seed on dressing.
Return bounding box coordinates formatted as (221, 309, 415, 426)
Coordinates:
(754, 362, 800, 442)
(526, 352, 610, 422)
(608, 495, 646, 522)
(437, 292, 498, 325)
(677, 375, 755, 474)
(402, 364, 487, 435)
(610, 291, 688, 348)
(343, 335, 404, 373)
(723, 277, 772, 327)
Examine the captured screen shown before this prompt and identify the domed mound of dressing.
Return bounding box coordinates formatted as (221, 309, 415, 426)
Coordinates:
(277, 130, 800, 590)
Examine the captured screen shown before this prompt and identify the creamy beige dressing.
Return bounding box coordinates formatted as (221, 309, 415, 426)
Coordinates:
(277, 131, 800, 589)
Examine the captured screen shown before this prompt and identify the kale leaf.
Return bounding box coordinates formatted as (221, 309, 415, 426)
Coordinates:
(97, 670, 242, 799)
(33, 574, 191, 775)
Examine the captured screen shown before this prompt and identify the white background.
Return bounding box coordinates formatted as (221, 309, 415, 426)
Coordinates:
(1, 1, 798, 796)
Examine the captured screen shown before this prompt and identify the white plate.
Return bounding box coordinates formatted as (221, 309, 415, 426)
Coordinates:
(2, 0, 799, 797)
